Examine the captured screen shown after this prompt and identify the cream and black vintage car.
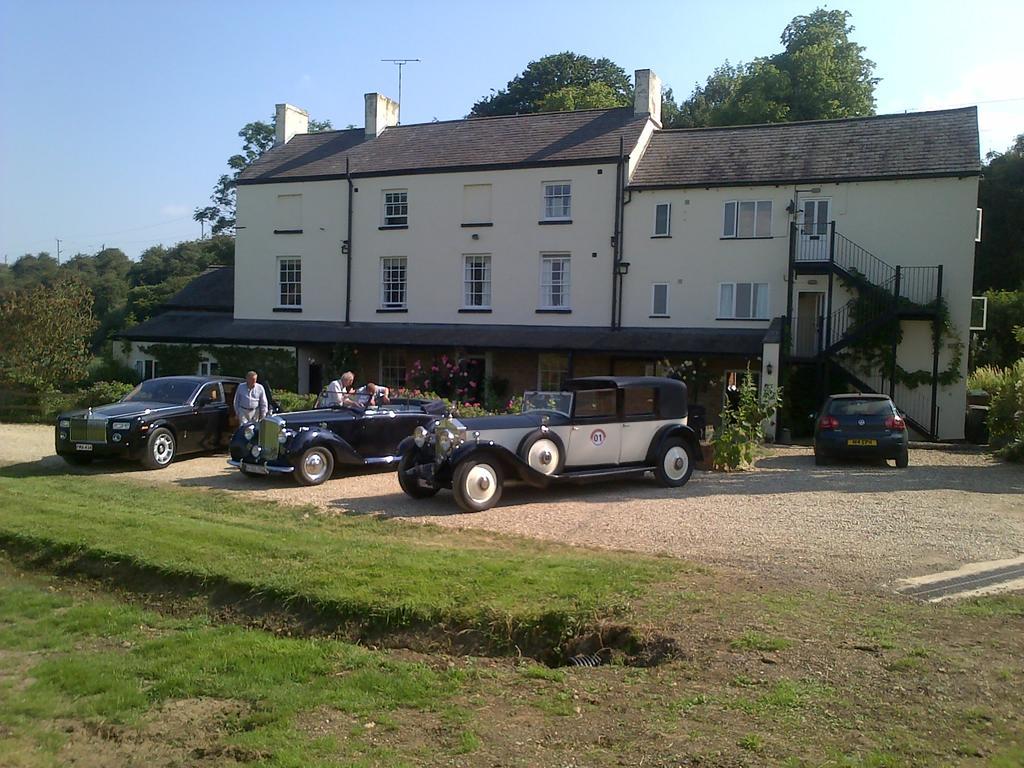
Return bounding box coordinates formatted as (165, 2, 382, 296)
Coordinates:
(396, 376, 700, 512)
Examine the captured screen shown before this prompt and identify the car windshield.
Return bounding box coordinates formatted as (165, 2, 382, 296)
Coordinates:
(315, 391, 379, 410)
(828, 399, 894, 418)
(521, 391, 573, 417)
(122, 379, 199, 405)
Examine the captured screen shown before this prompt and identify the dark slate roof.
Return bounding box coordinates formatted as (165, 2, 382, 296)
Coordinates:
(163, 265, 234, 312)
(238, 108, 648, 182)
(119, 311, 769, 357)
(631, 107, 980, 188)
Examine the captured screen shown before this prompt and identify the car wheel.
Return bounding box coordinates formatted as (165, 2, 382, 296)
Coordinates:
(397, 451, 439, 498)
(519, 432, 564, 476)
(142, 427, 176, 469)
(294, 446, 334, 486)
(62, 454, 93, 466)
(452, 458, 503, 513)
(654, 439, 694, 488)
(895, 448, 909, 468)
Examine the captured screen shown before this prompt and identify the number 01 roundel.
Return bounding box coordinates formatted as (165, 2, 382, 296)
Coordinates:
(590, 428, 606, 447)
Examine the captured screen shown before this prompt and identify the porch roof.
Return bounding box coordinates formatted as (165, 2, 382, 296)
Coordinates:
(118, 312, 772, 357)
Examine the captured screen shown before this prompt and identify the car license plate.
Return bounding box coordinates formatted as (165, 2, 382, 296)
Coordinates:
(75, 443, 93, 452)
(847, 438, 877, 446)
(241, 462, 269, 475)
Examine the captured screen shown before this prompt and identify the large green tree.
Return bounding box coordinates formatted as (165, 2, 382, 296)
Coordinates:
(470, 52, 632, 117)
(195, 116, 332, 235)
(975, 134, 1024, 293)
(0, 277, 97, 390)
(671, 8, 877, 127)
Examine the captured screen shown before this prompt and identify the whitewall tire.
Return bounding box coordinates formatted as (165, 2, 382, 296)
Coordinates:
(452, 459, 504, 513)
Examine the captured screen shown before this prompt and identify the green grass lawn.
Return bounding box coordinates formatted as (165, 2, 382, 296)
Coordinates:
(0, 473, 681, 655)
(2, 471, 1023, 766)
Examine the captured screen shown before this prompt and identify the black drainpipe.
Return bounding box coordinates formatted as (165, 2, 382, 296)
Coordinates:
(610, 138, 624, 330)
(618, 153, 632, 331)
(344, 157, 353, 326)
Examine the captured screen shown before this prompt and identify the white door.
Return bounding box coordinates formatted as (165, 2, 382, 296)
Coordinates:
(567, 388, 621, 467)
(795, 291, 826, 356)
(799, 199, 831, 261)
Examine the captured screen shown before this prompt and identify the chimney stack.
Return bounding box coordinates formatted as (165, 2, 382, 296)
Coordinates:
(275, 103, 309, 146)
(365, 93, 400, 138)
(633, 69, 662, 126)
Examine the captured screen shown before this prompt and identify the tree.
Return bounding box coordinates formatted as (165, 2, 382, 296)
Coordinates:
(0, 277, 97, 390)
(670, 8, 877, 128)
(975, 135, 1024, 293)
(195, 116, 332, 235)
(536, 82, 628, 112)
(470, 52, 632, 117)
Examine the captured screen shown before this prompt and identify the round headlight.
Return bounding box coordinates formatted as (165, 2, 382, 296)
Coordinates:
(277, 431, 289, 444)
(243, 424, 256, 441)
(250, 444, 261, 458)
(59, 431, 68, 440)
(413, 425, 428, 448)
(112, 433, 122, 442)
(58, 419, 70, 429)
(438, 428, 455, 455)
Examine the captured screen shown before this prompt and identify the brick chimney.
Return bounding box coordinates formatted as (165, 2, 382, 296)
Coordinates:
(365, 93, 400, 138)
(275, 103, 309, 146)
(633, 69, 662, 126)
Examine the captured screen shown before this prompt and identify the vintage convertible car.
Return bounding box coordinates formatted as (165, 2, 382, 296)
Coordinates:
(55, 375, 244, 469)
(397, 376, 700, 512)
(229, 392, 445, 485)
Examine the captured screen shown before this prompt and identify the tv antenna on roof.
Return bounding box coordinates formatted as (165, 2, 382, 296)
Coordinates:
(381, 58, 420, 124)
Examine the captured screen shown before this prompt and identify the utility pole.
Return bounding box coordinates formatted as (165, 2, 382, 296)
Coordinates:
(381, 58, 420, 124)
(55, 238, 62, 264)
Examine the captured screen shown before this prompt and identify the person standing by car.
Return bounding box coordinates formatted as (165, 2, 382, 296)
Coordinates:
(234, 370, 269, 424)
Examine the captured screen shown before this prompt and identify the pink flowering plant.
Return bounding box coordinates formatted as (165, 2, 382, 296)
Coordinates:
(404, 356, 482, 406)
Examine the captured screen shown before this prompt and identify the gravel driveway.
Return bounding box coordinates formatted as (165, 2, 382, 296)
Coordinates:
(4, 424, 1023, 588)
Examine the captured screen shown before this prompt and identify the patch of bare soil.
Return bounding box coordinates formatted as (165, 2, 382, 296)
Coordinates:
(57, 698, 254, 767)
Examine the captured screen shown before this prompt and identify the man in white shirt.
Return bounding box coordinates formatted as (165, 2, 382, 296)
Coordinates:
(234, 370, 269, 423)
(325, 371, 355, 406)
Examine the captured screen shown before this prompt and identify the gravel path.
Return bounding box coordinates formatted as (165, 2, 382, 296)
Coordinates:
(4, 424, 1023, 589)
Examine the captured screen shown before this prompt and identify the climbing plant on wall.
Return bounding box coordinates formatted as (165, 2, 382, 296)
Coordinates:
(835, 270, 962, 389)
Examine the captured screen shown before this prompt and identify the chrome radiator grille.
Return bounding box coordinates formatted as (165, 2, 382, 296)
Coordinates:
(259, 416, 283, 459)
(70, 418, 107, 443)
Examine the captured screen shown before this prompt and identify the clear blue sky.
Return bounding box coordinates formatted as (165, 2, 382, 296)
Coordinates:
(1, 0, 1021, 261)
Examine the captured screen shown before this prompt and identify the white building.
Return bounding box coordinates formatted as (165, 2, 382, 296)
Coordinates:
(121, 70, 980, 439)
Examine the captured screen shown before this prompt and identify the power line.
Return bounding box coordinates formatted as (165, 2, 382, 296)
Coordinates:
(14, 214, 196, 248)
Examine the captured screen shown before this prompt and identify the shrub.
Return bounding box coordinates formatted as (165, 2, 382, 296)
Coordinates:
(274, 390, 317, 413)
(984, 359, 1024, 460)
(713, 371, 782, 470)
(71, 381, 135, 409)
(967, 365, 1005, 396)
(406, 356, 483, 402)
(86, 352, 141, 385)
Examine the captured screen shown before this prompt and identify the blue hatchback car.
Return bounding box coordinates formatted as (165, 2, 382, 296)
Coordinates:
(813, 393, 909, 468)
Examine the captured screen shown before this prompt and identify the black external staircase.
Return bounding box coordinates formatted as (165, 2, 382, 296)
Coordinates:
(787, 222, 945, 440)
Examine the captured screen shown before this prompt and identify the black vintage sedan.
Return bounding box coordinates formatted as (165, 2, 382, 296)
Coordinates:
(55, 376, 243, 469)
(229, 393, 445, 485)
